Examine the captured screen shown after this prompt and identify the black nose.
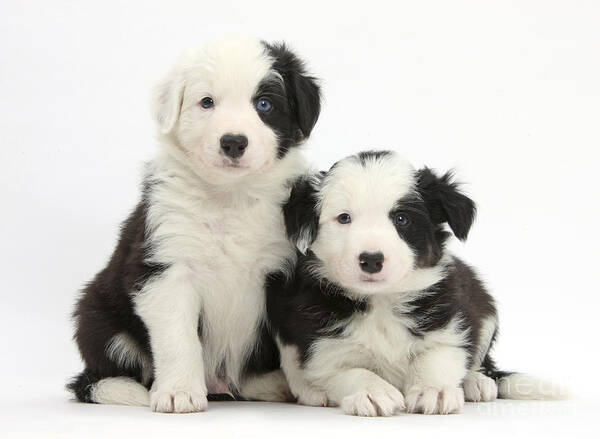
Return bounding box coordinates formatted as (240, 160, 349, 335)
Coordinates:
(220, 134, 248, 159)
(359, 252, 384, 274)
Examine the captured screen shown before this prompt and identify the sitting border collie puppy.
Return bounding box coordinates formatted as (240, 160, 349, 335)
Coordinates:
(267, 151, 563, 416)
(68, 37, 320, 413)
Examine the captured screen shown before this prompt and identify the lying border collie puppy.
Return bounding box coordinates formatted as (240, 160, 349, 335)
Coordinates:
(267, 151, 564, 416)
(68, 37, 320, 413)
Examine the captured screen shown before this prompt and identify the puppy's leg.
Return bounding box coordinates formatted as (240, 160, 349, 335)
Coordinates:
(239, 369, 294, 402)
(319, 368, 405, 417)
(405, 345, 468, 415)
(279, 343, 328, 407)
(463, 370, 497, 402)
(135, 265, 207, 413)
(464, 315, 498, 402)
(91, 377, 151, 406)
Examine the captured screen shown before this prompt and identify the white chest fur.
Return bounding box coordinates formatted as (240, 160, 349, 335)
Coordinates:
(141, 150, 303, 389)
(306, 295, 467, 392)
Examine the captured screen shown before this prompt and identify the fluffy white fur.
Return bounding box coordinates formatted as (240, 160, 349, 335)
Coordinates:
(135, 143, 304, 412)
(277, 338, 328, 407)
(134, 143, 304, 412)
(105, 332, 153, 386)
(310, 155, 439, 296)
(238, 369, 292, 403)
(277, 152, 568, 416)
(94, 37, 307, 413)
(277, 153, 485, 416)
(497, 373, 569, 400)
(152, 38, 282, 184)
(463, 370, 497, 402)
(296, 294, 470, 416)
(91, 377, 150, 406)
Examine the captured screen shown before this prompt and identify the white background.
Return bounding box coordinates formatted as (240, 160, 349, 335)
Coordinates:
(1, 1, 598, 437)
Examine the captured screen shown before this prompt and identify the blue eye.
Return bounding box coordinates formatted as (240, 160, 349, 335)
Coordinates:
(256, 98, 272, 112)
(338, 213, 352, 224)
(394, 213, 409, 227)
(200, 97, 214, 109)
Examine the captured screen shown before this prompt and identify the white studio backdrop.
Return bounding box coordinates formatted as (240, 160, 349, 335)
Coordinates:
(0, 1, 598, 437)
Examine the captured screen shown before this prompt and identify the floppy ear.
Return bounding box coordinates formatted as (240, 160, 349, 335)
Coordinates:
(416, 167, 476, 241)
(290, 72, 321, 141)
(283, 173, 322, 254)
(152, 67, 185, 134)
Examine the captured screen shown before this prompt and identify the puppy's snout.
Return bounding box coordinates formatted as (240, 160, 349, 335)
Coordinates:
(359, 252, 384, 274)
(220, 134, 248, 159)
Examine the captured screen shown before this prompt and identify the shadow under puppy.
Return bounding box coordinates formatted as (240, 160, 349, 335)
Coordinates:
(267, 151, 564, 416)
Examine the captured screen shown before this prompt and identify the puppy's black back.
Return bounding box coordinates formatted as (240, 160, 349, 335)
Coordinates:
(68, 197, 160, 400)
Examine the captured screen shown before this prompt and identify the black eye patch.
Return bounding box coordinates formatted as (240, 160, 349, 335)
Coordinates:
(389, 195, 444, 268)
(253, 77, 296, 157)
(254, 79, 288, 108)
(389, 196, 430, 225)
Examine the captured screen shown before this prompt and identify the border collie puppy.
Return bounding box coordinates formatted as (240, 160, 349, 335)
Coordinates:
(68, 37, 320, 413)
(267, 151, 564, 416)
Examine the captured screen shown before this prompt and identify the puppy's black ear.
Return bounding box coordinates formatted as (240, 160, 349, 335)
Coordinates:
(283, 173, 322, 254)
(289, 71, 321, 141)
(416, 168, 476, 241)
(263, 42, 321, 141)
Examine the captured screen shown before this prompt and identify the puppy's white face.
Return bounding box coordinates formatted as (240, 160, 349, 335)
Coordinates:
(176, 40, 277, 179)
(153, 37, 320, 184)
(286, 151, 475, 296)
(311, 154, 418, 294)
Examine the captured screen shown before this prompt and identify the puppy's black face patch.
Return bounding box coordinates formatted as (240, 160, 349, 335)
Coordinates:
(389, 194, 447, 268)
(253, 77, 295, 158)
(391, 167, 477, 268)
(257, 42, 321, 158)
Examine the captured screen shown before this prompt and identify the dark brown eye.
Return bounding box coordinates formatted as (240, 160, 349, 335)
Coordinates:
(337, 213, 351, 224)
(200, 97, 214, 109)
(394, 213, 409, 227)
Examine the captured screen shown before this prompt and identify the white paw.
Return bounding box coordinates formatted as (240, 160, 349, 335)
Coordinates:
(150, 388, 208, 413)
(296, 386, 328, 407)
(340, 381, 405, 417)
(406, 385, 464, 415)
(463, 370, 498, 402)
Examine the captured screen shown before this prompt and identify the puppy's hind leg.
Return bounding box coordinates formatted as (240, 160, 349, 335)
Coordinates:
(278, 342, 328, 407)
(464, 316, 498, 402)
(91, 377, 150, 406)
(239, 369, 294, 402)
(67, 371, 150, 406)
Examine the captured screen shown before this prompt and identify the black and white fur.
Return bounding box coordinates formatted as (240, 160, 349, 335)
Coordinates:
(267, 151, 565, 417)
(68, 37, 321, 412)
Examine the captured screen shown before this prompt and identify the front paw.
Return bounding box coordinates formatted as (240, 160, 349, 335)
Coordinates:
(463, 370, 497, 402)
(406, 385, 464, 415)
(341, 381, 405, 417)
(296, 386, 328, 407)
(150, 387, 208, 413)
